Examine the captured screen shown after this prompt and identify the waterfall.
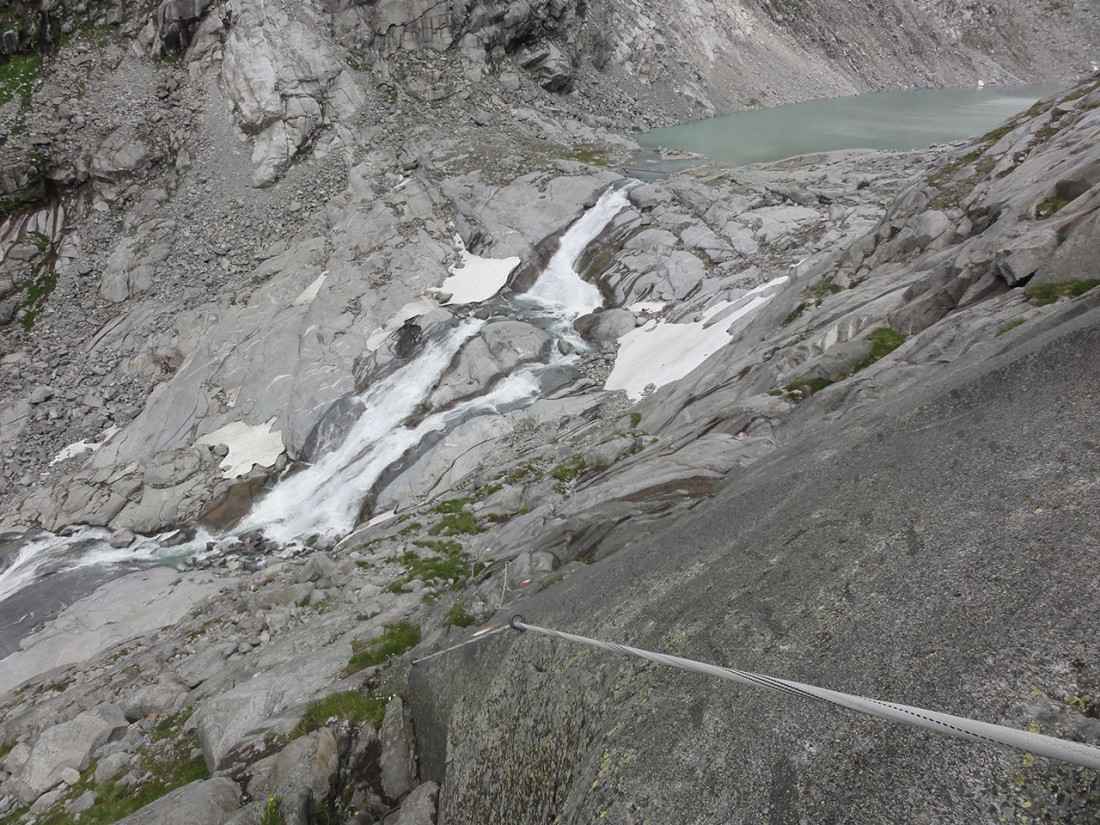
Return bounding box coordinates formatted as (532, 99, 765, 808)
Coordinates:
(0, 184, 633, 605)
(525, 185, 632, 318)
(242, 320, 490, 543)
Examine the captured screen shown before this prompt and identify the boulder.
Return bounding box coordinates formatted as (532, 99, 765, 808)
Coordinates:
(295, 553, 337, 585)
(517, 41, 575, 92)
(380, 697, 415, 803)
(156, 0, 214, 54)
(109, 529, 136, 548)
(994, 228, 1062, 286)
(89, 126, 155, 183)
(15, 705, 129, 798)
(573, 309, 635, 342)
(194, 645, 352, 770)
(28, 386, 55, 405)
(300, 396, 367, 462)
(1032, 208, 1100, 286)
(114, 778, 240, 825)
(394, 781, 439, 825)
(247, 729, 340, 825)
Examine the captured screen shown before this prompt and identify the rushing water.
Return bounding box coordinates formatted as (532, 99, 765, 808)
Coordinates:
(635, 84, 1063, 169)
(243, 185, 631, 544)
(0, 185, 632, 616)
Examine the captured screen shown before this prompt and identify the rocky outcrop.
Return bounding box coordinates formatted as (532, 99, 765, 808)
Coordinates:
(221, 0, 366, 186)
(115, 778, 241, 825)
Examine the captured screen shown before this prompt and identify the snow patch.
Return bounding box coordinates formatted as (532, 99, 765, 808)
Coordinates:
(51, 426, 120, 466)
(197, 418, 284, 478)
(606, 277, 789, 399)
(365, 298, 439, 352)
(293, 271, 327, 306)
(436, 234, 519, 305)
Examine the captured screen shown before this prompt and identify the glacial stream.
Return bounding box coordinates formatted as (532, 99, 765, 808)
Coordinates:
(0, 81, 1065, 645)
(0, 185, 634, 636)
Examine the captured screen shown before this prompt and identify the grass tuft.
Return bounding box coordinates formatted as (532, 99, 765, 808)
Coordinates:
(1035, 196, 1070, 220)
(443, 603, 477, 628)
(852, 327, 907, 373)
(291, 691, 388, 738)
(428, 511, 479, 536)
(1027, 279, 1100, 306)
(347, 621, 421, 674)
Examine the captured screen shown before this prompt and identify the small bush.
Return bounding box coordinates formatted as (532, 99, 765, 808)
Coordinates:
(347, 622, 421, 674)
(785, 376, 834, 396)
(805, 277, 842, 304)
(258, 796, 285, 825)
(505, 462, 544, 484)
(1028, 279, 1100, 306)
(292, 691, 388, 738)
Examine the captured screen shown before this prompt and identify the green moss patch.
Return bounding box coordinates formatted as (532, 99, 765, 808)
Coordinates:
(551, 456, 587, 482)
(390, 539, 485, 592)
(0, 53, 40, 108)
(784, 376, 834, 397)
(443, 603, 477, 628)
(782, 301, 809, 325)
(1035, 196, 1070, 220)
(852, 327, 907, 372)
(805, 277, 842, 303)
(347, 621, 421, 673)
(432, 497, 473, 514)
(996, 318, 1026, 336)
(1028, 279, 1100, 306)
(428, 511, 479, 536)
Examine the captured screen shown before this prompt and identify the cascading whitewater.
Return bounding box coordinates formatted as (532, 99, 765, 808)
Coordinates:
(0, 184, 634, 604)
(242, 184, 633, 545)
(525, 185, 633, 317)
(241, 320, 486, 543)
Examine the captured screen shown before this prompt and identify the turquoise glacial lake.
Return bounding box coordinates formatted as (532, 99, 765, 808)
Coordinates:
(635, 84, 1065, 168)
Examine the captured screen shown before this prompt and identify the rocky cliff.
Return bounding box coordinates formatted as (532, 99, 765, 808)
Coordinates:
(1, 0, 1099, 823)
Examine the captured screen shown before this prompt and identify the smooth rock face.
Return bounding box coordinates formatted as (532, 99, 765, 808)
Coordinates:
(0, 568, 227, 696)
(413, 301, 1100, 825)
(113, 778, 241, 825)
(380, 697, 415, 803)
(221, 0, 364, 185)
